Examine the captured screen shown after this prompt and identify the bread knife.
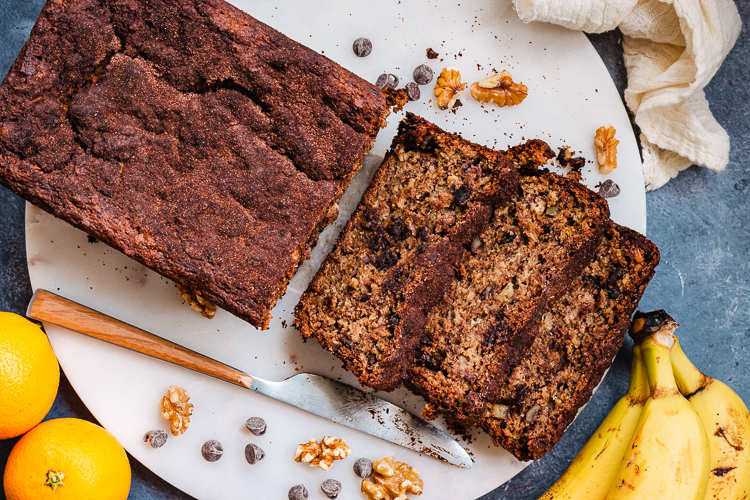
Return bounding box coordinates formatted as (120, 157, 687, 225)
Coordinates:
(27, 289, 473, 468)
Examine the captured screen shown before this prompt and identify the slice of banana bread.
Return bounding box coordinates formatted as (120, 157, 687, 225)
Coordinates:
(0, 0, 405, 329)
(408, 171, 610, 420)
(478, 223, 659, 460)
(294, 114, 520, 391)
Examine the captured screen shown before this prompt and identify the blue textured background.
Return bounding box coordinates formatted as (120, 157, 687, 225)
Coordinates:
(1, 1, 748, 499)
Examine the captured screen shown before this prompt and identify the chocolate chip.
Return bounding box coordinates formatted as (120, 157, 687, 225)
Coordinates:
(353, 457, 373, 478)
(288, 485, 308, 500)
(386, 217, 404, 241)
(321, 479, 342, 499)
(452, 184, 472, 205)
(418, 226, 430, 241)
(413, 64, 434, 85)
(426, 47, 439, 59)
(244, 443, 265, 464)
(405, 81, 421, 101)
(376, 73, 399, 89)
(598, 179, 620, 198)
(201, 440, 223, 462)
(499, 233, 516, 245)
(245, 416, 266, 436)
(375, 73, 392, 90)
(352, 37, 372, 57)
(143, 430, 168, 449)
(359, 293, 371, 302)
(386, 313, 400, 331)
(384, 280, 402, 293)
(374, 251, 398, 270)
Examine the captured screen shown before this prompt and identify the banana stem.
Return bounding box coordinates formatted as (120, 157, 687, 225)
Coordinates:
(640, 335, 680, 397)
(628, 344, 650, 402)
(670, 336, 710, 396)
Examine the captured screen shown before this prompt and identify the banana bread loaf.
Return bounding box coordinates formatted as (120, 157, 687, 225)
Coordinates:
(294, 114, 520, 391)
(408, 170, 610, 420)
(478, 223, 659, 460)
(0, 0, 407, 329)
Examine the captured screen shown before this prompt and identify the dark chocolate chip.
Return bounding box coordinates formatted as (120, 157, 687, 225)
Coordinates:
(359, 293, 371, 302)
(426, 47, 439, 59)
(598, 179, 620, 198)
(413, 64, 434, 85)
(557, 146, 572, 166)
(201, 440, 223, 462)
(384, 280, 402, 293)
(244, 443, 265, 464)
(353, 457, 373, 478)
(418, 226, 430, 241)
(386, 217, 404, 241)
(452, 184, 472, 205)
(499, 233, 516, 245)
(245, 416, 266, 436)
(288, 485, 308, 500)
(418, 243, 427, 253)
(405, 81, 421, 101)
(374, 251, 398, 270)
(375, 73, 399, 90)
(321, 479, 342, 499)
(375, 73, 391, 89)
(352, 37, 372, 57)
(386, 313, 400, 329)
(143, 430, 168, 449)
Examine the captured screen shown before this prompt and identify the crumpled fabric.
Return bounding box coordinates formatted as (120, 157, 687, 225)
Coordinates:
(513, 0, 741, 189)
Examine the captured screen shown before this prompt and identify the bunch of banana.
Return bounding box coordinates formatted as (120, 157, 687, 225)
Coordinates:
(537, 309, 750, 500)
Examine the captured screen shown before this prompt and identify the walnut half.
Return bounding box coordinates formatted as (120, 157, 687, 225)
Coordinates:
(161, 385, 193, 436)
(595, 124, 619, 174)
(177, 284, 216, 319)
(470, 70, 527, 107)
(433, 67, 466, 110)
(361, 457, 424, 500)
(295, 436, 350, 471)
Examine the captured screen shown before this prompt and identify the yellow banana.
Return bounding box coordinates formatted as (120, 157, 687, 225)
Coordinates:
(537, 344, 649, 500)
(606, 329, 711, 500)
(671, 336, 750, 500)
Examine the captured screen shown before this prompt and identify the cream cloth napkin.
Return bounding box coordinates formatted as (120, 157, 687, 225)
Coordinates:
(513, 0, 741, 189)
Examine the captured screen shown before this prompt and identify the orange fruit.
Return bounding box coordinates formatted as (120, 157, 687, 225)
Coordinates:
(0, 312, 60, 439)
(4, 418, 131, 500)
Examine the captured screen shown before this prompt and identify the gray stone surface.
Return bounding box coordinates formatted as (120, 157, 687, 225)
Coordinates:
(0, 1, 747, 499)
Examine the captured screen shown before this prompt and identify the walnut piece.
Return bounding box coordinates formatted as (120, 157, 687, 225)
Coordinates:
(433, 67, 466, 110)
(294, 436, 350, 471)
(177, 284, 216, 319)
(161, 386, 193, 436)
(361, 457, 424, 500)
(470, 70, 527, 107)
(595, 124, 619, 174)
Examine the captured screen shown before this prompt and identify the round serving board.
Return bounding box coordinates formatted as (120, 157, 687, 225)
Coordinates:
(26, 0, 645, 498)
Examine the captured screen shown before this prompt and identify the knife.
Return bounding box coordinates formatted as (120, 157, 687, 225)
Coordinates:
(27, 289, 472, 468)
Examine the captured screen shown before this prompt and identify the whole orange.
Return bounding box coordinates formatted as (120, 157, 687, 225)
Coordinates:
(0, 312, 60, 439)
(3, 418, 131, 500)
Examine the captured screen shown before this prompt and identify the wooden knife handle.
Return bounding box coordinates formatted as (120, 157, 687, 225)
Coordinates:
(27, 289, 254, 389)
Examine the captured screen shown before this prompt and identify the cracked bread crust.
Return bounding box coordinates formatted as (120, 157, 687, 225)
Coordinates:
(478, 224, 659, 460)
(294, 114, 520, 391)
(408, 171, 610, 421)
(0, 0, 405, 328)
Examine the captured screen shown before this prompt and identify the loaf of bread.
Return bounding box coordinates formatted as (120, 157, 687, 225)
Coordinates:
(0, 0, 405, 328)
(477, 223, 659, 460)
(294, 114, 520, 391)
